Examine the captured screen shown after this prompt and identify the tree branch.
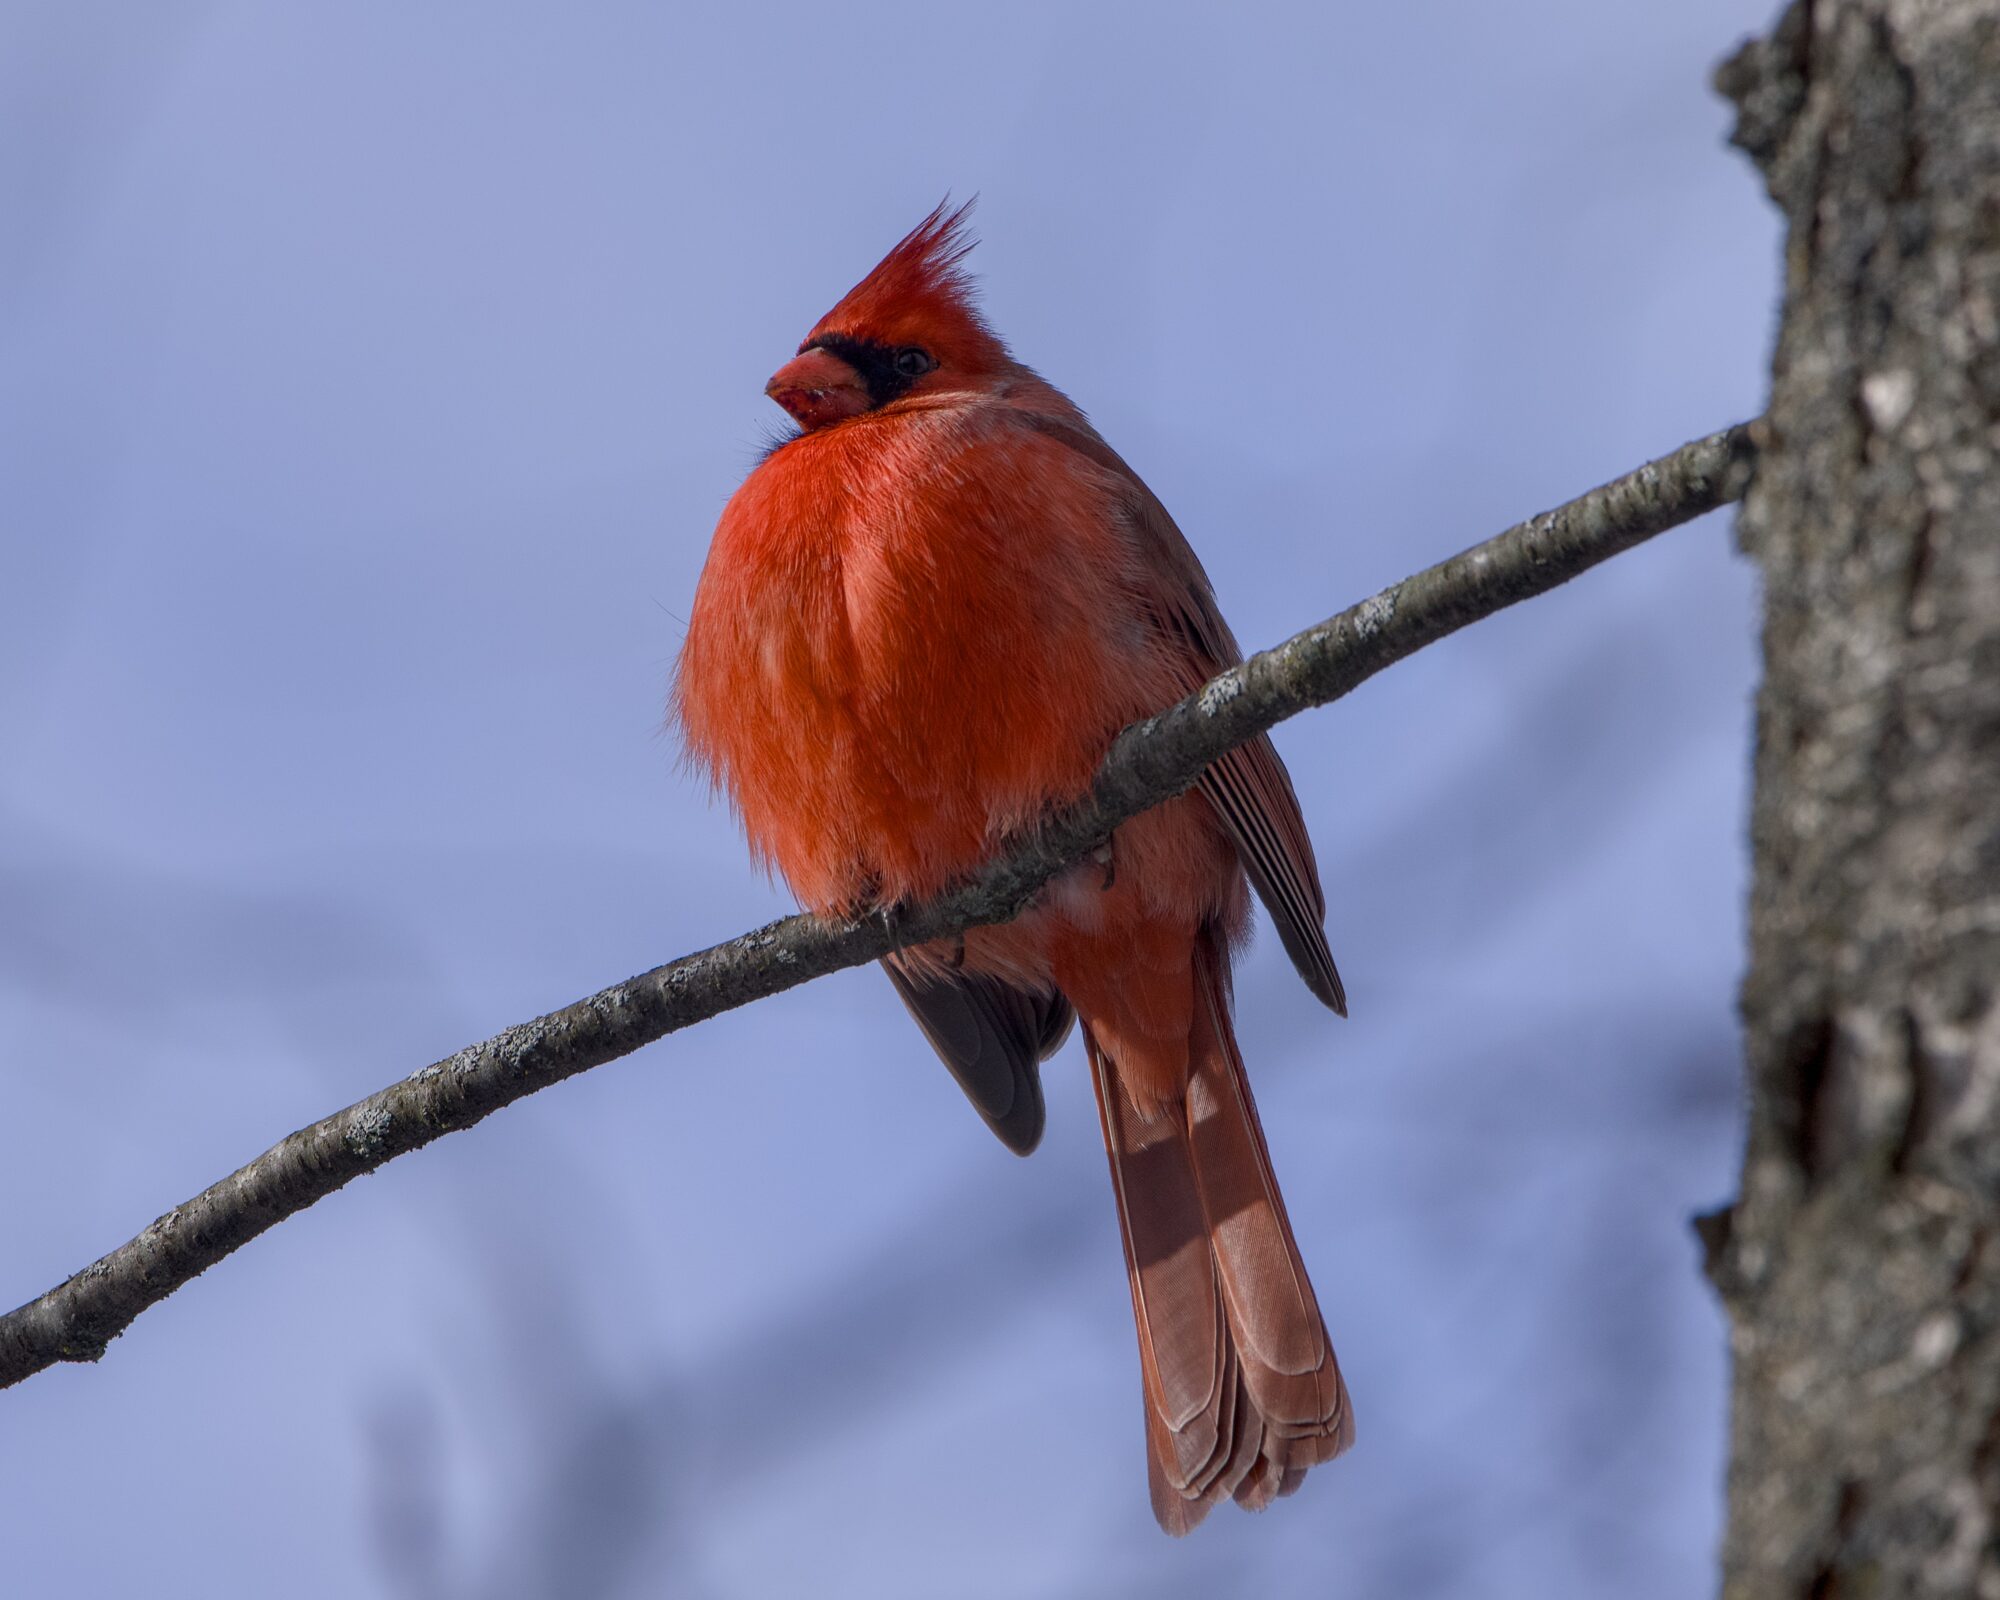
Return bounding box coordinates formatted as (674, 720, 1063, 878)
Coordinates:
(0, 422, 1758, 1392)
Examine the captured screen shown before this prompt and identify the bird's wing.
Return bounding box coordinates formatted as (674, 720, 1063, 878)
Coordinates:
(1015, 408, 1346, 1014)
(882, 957, 1076, 1155)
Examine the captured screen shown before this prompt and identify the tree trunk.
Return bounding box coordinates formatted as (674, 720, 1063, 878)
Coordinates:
(1711, 1, 2000, 1593)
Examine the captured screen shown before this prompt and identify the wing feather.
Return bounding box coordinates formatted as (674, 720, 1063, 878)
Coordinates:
(1014, 407, 1345, 1013)
(882, 958, 1074, 1154)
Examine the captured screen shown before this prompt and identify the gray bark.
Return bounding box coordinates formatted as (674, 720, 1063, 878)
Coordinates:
(1712, 2, 2000, 1593)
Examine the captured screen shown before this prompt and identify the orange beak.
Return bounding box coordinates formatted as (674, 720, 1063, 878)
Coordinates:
(766, 346, 871, 429)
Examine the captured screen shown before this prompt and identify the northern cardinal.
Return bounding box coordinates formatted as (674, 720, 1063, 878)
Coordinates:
(675, 203, 1352, 1531)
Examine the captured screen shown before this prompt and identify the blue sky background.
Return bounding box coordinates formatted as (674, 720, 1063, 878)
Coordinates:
(2, 3, 1779, 1595)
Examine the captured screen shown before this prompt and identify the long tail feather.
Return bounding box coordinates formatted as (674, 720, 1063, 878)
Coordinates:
(1088, 929, 1352, 1533)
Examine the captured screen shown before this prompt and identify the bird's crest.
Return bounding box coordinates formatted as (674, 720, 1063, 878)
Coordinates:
(807, 199, 1009, 372)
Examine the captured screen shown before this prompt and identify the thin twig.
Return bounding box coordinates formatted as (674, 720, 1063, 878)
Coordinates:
(0, 422, 1759, 1391)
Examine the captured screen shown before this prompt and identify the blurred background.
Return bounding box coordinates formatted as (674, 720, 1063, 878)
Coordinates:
(0, 3, 1777, 1595)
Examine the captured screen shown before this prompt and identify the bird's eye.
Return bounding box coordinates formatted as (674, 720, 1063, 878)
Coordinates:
(893, 348, 936, 378)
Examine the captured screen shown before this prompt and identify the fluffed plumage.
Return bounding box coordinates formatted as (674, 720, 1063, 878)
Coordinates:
(674, 202, 1351, 1530)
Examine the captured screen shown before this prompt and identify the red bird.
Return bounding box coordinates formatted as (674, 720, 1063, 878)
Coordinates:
(675, 204, 1352, 1531)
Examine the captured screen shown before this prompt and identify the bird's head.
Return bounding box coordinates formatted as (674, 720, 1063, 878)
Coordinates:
(764, 200, 1011, 431)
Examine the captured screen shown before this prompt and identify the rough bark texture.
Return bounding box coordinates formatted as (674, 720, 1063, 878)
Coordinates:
(1712, 3, 2000, 1594)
